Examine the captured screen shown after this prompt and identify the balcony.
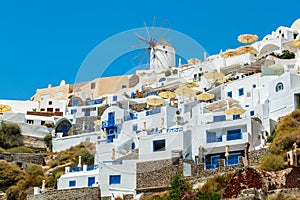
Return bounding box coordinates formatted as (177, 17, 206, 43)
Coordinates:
(102, 120, 115, 128)
(67, 164, 99, 173)
(27, 111, 63, 117)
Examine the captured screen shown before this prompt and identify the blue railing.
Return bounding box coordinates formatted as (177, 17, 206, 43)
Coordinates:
(87, 164, 99, 171)
(149, 127, 183, 135)
(146, 108, 161, 116)
(227, 133, 242, 141)
(205, 163, 217, 170)
(70, 166, 83, 172)
(146, 91, 158, 97)
(207, 135, 223, 143)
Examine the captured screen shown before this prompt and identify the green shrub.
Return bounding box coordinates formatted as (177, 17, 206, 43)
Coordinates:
(279, 50, 295, 59)
(165, 70, 172, 77)
(169, 172, 189, 200)
(6, 146, 34, 153)
(49, 160, 60, 168)
(266, 134, 276, 143)
(74, 149, 94, 165)
(0, 160, 25, 189)
(44, 133, 53, 151)
(0, 123, 23, 149)
(43, 122, 55, 128)
(260, 153, 286, 171)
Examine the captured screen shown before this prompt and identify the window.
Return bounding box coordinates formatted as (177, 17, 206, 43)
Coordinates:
(132, 124, 138, 132)
(69, 180, 76, 187)
(233, 114, 240, 120)
(91, 82, 95, 89)
(70, 109, 77, 114)
(27, 120, 34, 124)
(252, 84, 256, 88)
(238, 88, 244, 96)
(250, 110, 254, 116)
(109, 175, 121, 185)
(88, 177, 95, 187)
(275, 82, 284, 92)
(227, 91, 232, 98)
(153, 139, 166, 152)
(213, 115, 226, 122)
(113, 96, 117, 101)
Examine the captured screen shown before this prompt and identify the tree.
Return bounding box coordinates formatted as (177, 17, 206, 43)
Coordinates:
(169, 172, 189, 200)
(279, 50, 295, 59)
(44, 133, 53, 151)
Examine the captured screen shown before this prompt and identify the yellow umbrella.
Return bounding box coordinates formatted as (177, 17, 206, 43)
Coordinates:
(181, 82, 200, 88)
(220, 51, 238, 58)
(293, 38, 300, 48)
(203, 72, 224, 81)
(175, 86, 195, 98)
(159, 91, 176, 99)
(146, 97, 164, 106)
(0, 104, 12, 113)
(225, 107, 246, 115)
(236, 46, 258, 55)
(238, 34, 258, 44)
(197, 93, 215, 101)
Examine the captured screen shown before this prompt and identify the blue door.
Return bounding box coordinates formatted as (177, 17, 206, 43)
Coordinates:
(108, 112, 115, 126)
(88, 177, 95, 187)
(61, 125, 67, 134)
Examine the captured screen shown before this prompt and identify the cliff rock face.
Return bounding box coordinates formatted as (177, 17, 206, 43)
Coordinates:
(222, 167, 264, 199)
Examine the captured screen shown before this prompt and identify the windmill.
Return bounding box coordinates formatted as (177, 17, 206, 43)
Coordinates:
(132, 17, 176, 73)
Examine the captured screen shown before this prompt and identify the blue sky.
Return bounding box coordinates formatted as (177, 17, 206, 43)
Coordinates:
(0, 0, 299, 100)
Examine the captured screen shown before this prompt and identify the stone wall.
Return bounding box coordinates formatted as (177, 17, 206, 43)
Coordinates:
(0, 152, 45, 169)
(136, 159, 180, 192)
(248, 148, 268, 166)
(27, 187, 100, 200)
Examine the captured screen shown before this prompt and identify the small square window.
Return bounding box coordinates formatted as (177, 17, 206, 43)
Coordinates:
(153, 139, 166, 152)
(69, 180, 76, 187)
(109, 175, 121, 185)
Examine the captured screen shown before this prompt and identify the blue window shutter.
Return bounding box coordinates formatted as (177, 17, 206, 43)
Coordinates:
(238, 88, 244, 96)
(227, 91, 232, 98)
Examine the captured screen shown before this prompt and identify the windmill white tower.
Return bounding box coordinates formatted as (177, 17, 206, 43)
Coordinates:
(133, 18, 176, 73)
(150, 39, 176, 72)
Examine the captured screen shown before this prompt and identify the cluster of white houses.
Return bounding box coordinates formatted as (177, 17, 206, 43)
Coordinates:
(2, 19, 300, 198)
